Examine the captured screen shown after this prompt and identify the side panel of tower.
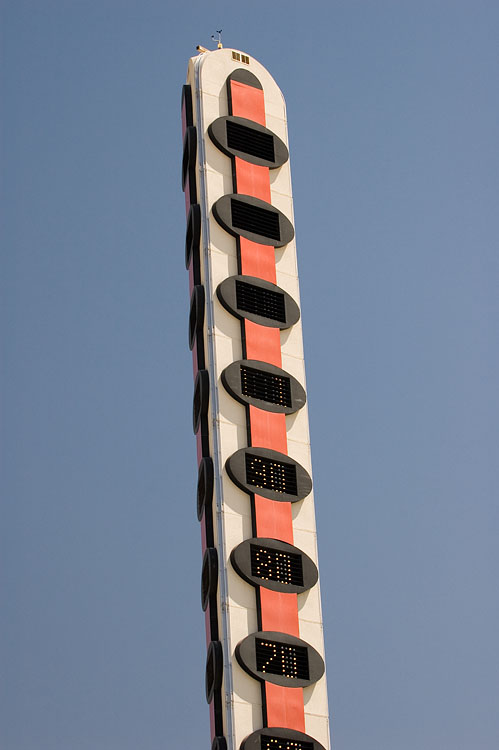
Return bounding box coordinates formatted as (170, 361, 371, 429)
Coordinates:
(182, 49, 331, 750)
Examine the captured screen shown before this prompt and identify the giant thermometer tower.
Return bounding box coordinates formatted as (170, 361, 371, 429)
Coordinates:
(181, 47, 331, 750)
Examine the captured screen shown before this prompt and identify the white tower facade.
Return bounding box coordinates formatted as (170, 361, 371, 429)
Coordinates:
(181, 48, 331, 750)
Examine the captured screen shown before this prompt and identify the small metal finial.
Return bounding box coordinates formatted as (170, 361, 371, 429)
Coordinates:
(211, 30, 223, 49)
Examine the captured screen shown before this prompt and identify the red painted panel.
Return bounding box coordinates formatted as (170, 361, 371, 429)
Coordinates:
(239, 238, 276, 282)
(181, 100, 187, 139)
(188, 261, 194, 295)
(265, 683, 306, 732)
(205, 608, 212, 648)
(234, 158, 271, 202)
(249, 407, 287, 453)
(230, 81, 266, 125)
(185, 186, 191, 215)
(260, 588, 299, 635)
(245, 322, 281, 366)
(254, 495, 294, 544)
(192, 345, 198, 378)
(209, 702, 216, 740)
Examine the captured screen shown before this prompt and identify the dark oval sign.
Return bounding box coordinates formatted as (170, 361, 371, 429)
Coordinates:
(205, 640, 223, 703)
(197, 456, 213, 521)
(241, 727, 326, 750)
(201, 547, 218, 611)
(189, 285, 205, 351)
(192, 369, 210, 434)
(185, 203, 201, 270)
(226, 447, 312, 503)
(230, 537, 318, 594)
(208, 115, 289, 169)
(216, 275, 300, 330)
(235, 630, 325, 688)
(212, 194, 294, 248)
(222, 359, 306, 415)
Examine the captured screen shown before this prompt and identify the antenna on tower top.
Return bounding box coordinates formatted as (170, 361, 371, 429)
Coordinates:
(212, 30, 223, 49)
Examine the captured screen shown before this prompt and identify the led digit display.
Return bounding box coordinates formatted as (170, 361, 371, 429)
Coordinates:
(235, 630, 325, 688)
(255, 638, 309, 680)
(240, 727, 326, 750)
(226, 447, 312, 503)
(230, 537, 318, 594)
(245, 453, 297, 495)
(250, 544, 303, 587)
(261, 736, 313, 750)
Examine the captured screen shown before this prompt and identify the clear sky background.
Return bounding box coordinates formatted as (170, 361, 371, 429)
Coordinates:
(1, 1, 498, 749)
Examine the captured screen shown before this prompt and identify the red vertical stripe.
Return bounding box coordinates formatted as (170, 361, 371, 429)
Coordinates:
(266, 684, 306, 732)
(244, 323, 281, 366)
(230, 76, 305, 733)
(234, 158, 271, 201)
(230, 81, 266, 124)
(239, 238, 276, 282)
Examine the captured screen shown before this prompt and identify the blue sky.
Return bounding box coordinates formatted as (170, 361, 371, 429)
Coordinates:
(1, 1, 498, 748)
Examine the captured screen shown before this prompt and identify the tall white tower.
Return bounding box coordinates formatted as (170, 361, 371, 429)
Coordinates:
(181, 47, 331, 750)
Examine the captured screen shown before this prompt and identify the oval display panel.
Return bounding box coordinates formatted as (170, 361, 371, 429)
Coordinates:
(236, 630, 324, 688)
(217, 275, 300, 330)
(205, 640, 223, 704)
(230, 537, 318, 594)
(208, 116, 289, 169)
(212, 194, 294, 248)
(226, 447, 312, 503)
(185, 203, 201, 270)
(222, 359, 306, 415)
(241, 727, 326, 750)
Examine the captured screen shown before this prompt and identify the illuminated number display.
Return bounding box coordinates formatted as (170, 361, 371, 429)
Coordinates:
(255, 638, 309, 680)
(250, 544, 304, 587)
(245, 454, 298, 495)
(261, 737, 314, 750)
(226, 447, 312, 503)
(240, 727, 326, 750)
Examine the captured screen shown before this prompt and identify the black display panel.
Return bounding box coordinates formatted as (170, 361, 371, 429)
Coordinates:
(240, 727, 326, 750)
(246, 453, 297, 495)
(242, 366, 291, 407)
(256, 638, 309, 679)
(235, 631, 324, 688)
(208, 115, 288, 169)
(226, 447, 312, 503)
(217, 275, 300, 329)
(221, 360, 306, 415)
(212, 194, 294, 248)
(231, 537, 318, 594)
(260, 736, 312, 750)
(236, 280, 285, 322)
(231, 198, 281, 241)
(251, 544, 303, 586)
